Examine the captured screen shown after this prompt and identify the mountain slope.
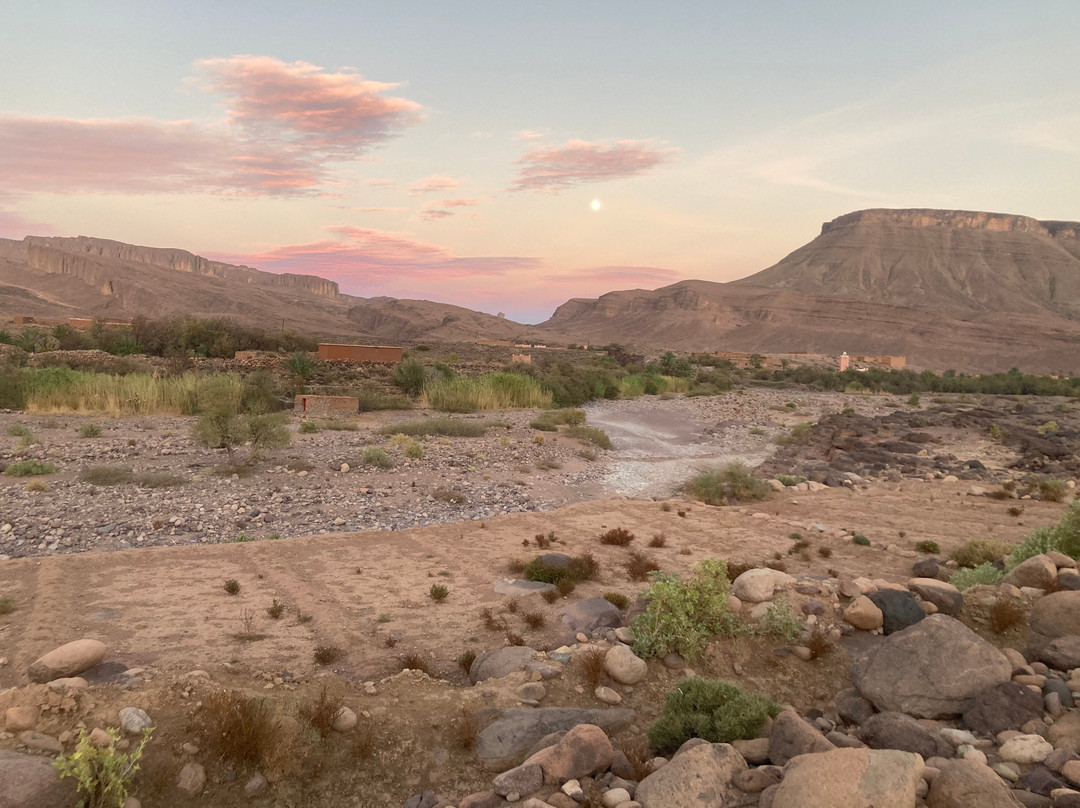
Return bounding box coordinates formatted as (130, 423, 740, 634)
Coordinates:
(732, 209, 1080, 320)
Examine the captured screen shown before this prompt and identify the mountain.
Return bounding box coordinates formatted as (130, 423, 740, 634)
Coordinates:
(0, 235, 553, 345)
(732, 209, 1080, 320)
(542, 208, 1080, 373)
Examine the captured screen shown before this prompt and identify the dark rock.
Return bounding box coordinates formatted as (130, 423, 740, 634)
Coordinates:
(0, 750, 78, 808)
(402, 791, 438, 808)
(469, 646, 536, 684)
(963, 681, 1045, 736)
(859, 711, 953, 759)
(475, 708, 635, 766)
(1029, 592, 1080, 670)
(869, 589, 926, 634)
(913, 559, 941, 579)
(1012, 789, 1052, 808)
(769, 710, 836, 765)
(1018, 766, 1065, 797)
(835, 689, 876, 725)
(1058, 570, 1080, 591)
(558, 598, 624, 634)
(1044, 678, 1074, 709)
(539, 553, 573, 569)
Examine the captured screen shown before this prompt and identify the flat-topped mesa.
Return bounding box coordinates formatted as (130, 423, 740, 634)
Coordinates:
(23, 236, 340, 298)
(820, 208, 1063, 237)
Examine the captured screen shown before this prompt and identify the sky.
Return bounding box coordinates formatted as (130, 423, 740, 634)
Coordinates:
(1, 1, 1078, 323)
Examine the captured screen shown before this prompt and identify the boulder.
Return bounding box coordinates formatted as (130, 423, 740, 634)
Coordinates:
(604, 646, 647, 685)
(332, 707, 357, 732)
(772, 748, 924, 808)
(470, 646, 537, 684)
(851, 615, 1012, 718)
(118, 707, 153, 735)
(475, 708, 635, 766)
(524, 724, 613, 783)
(492, 762, 543, 796)
(769, 710, 836, 765)
(635, 742, 747, 808)
(907, 578, 964, 617)
(963, 681, 1045, 736)
(1003, 555, 1058, 591)
(869, 589, 926, 634)
(913, 559, 941, 579)
(27, 639, 106, 683)
(835, 689, 876, 726)
(0, 750, 78, 808)
(859, 711, 953, 759)
(999, 735, 1054, 765)
(1048, 711, 1080, 750)
(844, 596, 884, 630)
(1029, 592, 1080, 670)
(558, 598, 624, 634)
(927, 758, 1024, 808)
(731, 569, 796, 604)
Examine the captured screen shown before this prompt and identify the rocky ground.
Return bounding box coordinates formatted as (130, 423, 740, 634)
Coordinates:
(1, 388, 1079, 808)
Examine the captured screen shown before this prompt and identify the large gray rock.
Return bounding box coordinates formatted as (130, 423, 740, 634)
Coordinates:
(469, 646, 536, 684)
(475, 708, 635, 766)
(27, 639, 106, 683)
(962, 681, 1045, 736)
(927, 759, 1025, 807)
(1003, 555, 1058, 591)
(731, 568, 796, 604)
(558, 598, 623, 634)
(1029, 591, 1080, 670)
(907, 578, 964, 617)
(772, 748, 924, 808)
(859, 712, 953, 759)
(0, 750, 78, 808)
(852, 614, 1012, 718)
(635, 742, 747, 808)
(868, 589, 925, 634)
(769, 710, 836, 765)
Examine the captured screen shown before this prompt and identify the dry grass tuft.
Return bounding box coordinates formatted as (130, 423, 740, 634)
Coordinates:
(298, 687, 338, 737)
(195, 690, 281, 768)
(579, 647, 606, 686)
(807, 628, 834, 659)
(626, 550, 660, 581)
(648, 532, 667, 548)
(989, 599, 1025, 634)
(600, 527, 635, 547)
(400, 652, 430, 673)
(313, 645, 345, 666)
(616, 738, 654, 781)
(453, 708, 480, 752)
(523, 610, 545, 629)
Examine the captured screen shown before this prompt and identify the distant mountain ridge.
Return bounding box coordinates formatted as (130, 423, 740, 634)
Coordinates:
(732, 208, 1080, 320)
(2, 208, 1079, 373)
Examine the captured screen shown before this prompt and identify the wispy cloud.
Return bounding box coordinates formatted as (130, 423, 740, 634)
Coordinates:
(514, 129, 546, 141)
(1008, 112, 1080, 154)
(0, 56, 423, 197)
(511, 139, 679, 193)
(421, 209, 454, 220)
(434, 198, 479, 207)
(408, 175, 460, 194)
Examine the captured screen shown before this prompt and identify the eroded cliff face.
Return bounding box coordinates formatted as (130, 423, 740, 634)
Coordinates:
(23, 236, 339, 298)
(819, 208, 1064, 236)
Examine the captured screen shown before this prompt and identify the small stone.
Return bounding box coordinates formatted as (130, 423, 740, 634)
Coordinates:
(19, 731, 62, 754)
(844, 596, 884, 630)
(176, 762, 206, 796)
(595, 686, 622, 705)
(604, 645, 647, 685)
(244, 772, 268, 797)
(118, 707, 153, 735)
(4, 707, 36, 732)
(602, 787, 630, 807)
(340, 463, 350, 473)
(89, 728, 114, 748)
(1000, 734, 1054, 765)
(332, 706, 357, 732)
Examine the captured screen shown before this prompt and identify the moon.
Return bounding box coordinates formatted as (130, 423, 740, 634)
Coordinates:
(590, 199, 602, 211)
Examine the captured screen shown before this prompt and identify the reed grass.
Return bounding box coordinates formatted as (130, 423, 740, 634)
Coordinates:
(422, 373, 552, 412)
(18, 369, 242, 416)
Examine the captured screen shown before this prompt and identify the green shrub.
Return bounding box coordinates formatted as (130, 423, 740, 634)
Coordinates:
(1008, 502, 1080, 566)
(403, 440, 424, 459)
(283, 352, 317, 392)
(136, 472, 184, 488)
(565, 425, 612, 450)
(915, 540, 940, 554)
(631, 558, 736, 659)
(362, 447, 393, 469)
(647, 678, 779, 755)
(4, 460, 57, 477)
(950, 562, 1005, 591)
(429, 583, 449, 602)
(774, 422, 814, 445)
(759, 598, 801, 643)
(393, 358, 427, 396)
(1039, 479, 1068, 503)
(378, 418, 491, 437)
(79, 423, 103, 438)
(685, 463, 769, 505)
(356, 387, 412, 412)
(775, 474, 806, 487)
(424, 373, 552, 412)
(523, 553, 598, 585)
(852, 533, 871, 546)
(298, 420, 319, 433)
(7, 424, 33, 438)
(79, 465, 135, 486)
(0, 596, 15, 615)
(950, 538, 1010, 568)
(55, 728, 151, 808)
(603, 592, 630, 609)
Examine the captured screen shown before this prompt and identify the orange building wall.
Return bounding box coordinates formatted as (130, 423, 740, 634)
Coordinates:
(317, 344, 403, 363)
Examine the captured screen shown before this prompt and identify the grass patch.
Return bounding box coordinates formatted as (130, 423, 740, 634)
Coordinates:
(0, 596, 15, 615)
(758, 598, 800, 643)
(318, 418, 358, 431)
(578, 647, 606, 686)
(361, 447, 393, 469)
(535, 458, 562, 470)
(950, 538, 1010, 568)
(378, 417, 492, 438)
(1008, 501, 1080, 566)
(603, 592, 629, 610)
(356, 387, 412, 412)
(313, 645, 346, 665)
(423, 373, 552, 413)
(78, 423, 103, 438)
(79, 465, 134, 486)
(400, 652, 430, 674)
(224, 579, 240, 595)
(4, 460, 57, 477)
(194, 690, 281, 769)
(523, 553, 598, 586)
(298, 420, 319, 433)
(433, 486, 466, 504)
(522, 610, 545, 629)
(989, 598, 1025, 633)
(529, 408, 586, 431)
(647, 678, 779, 755)
(565, 425, 612, 450)
(135, 471, 184, 488)
(915, 540, 940, 554)
(649, 532, 667, 548)
(950, 563, 1005, 591)
(685, 462, 769, 505)
(1039, 479, 1068, 503)
(429, 584, 450, 602)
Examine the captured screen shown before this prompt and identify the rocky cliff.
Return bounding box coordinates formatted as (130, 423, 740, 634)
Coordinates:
(23, 236, 340, 299)
(735, 208, 1080, 320)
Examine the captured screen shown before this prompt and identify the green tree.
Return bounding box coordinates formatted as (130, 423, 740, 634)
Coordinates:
(283, 352, 318, 393)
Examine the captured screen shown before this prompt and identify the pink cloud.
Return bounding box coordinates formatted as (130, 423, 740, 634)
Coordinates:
(434, 198, 479, 207)
(0, 202, 55, 238)
(366, 178, 397, 187)
(336, 205, 409, 213)
(0, 57, 422, 197)
(511, 139, 679, 193)
(196, 56, 423, 157)
(207, 225, 540, 296)
(421, 209, 454, 220)
(408, 175, 460, 194)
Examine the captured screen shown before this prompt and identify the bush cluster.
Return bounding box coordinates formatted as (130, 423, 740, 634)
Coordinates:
(631, 558, 737, 659)
(647, 678, 779, 754)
